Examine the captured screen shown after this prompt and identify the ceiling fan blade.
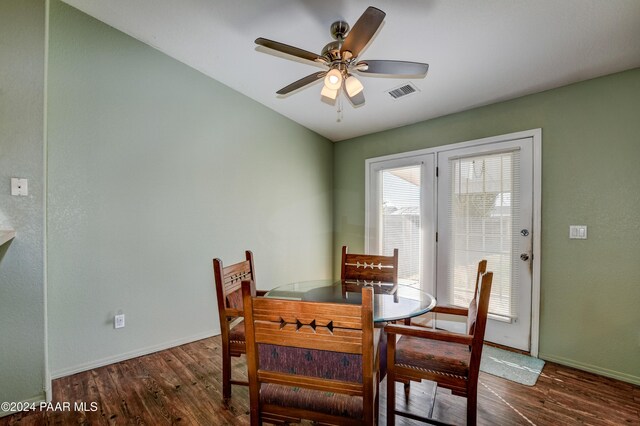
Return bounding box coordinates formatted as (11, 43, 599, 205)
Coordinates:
(356, 60, 429, 77)
(341, 7, 386, 58)
(276, 72, 327, 95)
(344, 87, 365, 106)
(255, 37, 325, 64)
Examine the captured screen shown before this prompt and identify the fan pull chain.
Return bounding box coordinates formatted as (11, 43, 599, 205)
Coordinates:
(336, 98, 343, 122)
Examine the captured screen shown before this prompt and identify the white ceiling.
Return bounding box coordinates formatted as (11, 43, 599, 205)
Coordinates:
(62, 0, 640, 142)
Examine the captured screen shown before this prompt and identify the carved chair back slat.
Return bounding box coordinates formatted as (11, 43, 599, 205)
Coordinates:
(341, 246, 399, 283)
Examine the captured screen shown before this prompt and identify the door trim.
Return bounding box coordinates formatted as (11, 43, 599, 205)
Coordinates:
(531, 130, 542, 358)
(365, 129, 541, 356)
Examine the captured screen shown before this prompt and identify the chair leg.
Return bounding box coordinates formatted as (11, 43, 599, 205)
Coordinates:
(386, 372, 396, 426)
(466, 391, 477, 426)
(374, 379, 380, 425)
(221, 344, 232, 401)
(250, 411, 259, 426)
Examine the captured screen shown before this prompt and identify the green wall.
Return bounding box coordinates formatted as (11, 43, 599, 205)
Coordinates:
(47, 0, 333, 377)
(333, 68, 640, 384)
(0, 0, 46, 408)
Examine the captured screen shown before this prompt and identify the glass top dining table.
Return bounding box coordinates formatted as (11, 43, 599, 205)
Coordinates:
(265, 279, 436, 323)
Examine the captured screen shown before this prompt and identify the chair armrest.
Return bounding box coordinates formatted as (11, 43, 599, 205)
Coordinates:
(432, 305, 469, 317)
(384, 323, 473, 346)
(256, 290, 269, 297)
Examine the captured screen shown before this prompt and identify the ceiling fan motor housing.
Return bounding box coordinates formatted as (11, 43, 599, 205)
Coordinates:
(330, 20, 349, 40)
(322, 40, 342, 61)
(323, 21, 350, 61)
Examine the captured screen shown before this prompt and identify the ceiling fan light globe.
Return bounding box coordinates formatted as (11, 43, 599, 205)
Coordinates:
(345, 75, 364, 97)
(321, 85, 338, 100)
(324, 69, 343, 90)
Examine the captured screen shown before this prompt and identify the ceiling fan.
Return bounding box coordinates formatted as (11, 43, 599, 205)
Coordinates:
(255, 6, 429, 107)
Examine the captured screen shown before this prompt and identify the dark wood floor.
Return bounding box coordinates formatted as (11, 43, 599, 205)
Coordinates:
(2, 336, 638, 425)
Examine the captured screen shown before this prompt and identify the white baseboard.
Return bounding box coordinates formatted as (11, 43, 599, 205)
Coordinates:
(540, 352, 640, 386)
(0, 393, 46, 418)
(50, 330, 220, 380)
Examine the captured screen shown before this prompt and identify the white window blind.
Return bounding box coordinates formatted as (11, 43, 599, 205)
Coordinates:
(448, 150, 521, 319)
(380, 166, 421, 286)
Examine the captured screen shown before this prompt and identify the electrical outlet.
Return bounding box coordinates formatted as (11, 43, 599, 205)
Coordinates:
(11, 178, 28, 196)
(114, 313, 125, 329)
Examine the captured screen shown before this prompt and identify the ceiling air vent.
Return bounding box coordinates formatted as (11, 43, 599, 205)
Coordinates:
(387, 83, 420, 100)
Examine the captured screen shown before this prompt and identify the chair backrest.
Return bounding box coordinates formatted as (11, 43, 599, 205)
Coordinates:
(466, 259, 488, 335)
(474, 260, 487, 295)
(213, 251, 255, 320)
(467, 271, 493, 380)
(341, 245, 399, 283)
(241, 280, 376, 423)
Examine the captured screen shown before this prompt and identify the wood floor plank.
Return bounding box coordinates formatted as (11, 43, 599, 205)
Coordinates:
(159, 347, 233, 424)
(143, 352, 208, 425)
(90, 366, 128, 425)
(166, 345, 246, 424)
(107, 360, 156, 424)
(76, 370, 104, 424)
(1, 336, 638, 426)
(476, 374, 546, 425)
(127, 354, 196, 424)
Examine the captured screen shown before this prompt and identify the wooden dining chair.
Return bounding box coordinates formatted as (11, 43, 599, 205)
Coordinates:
(241, 279, 379, 426)
(212, 251, 267, 401)
(384, 267, 494, 426)
(341, 245, 399, 284)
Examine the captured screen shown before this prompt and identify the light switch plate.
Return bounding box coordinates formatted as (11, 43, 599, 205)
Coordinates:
(11, 178, 28, 196)
(569, 225, 587, 239)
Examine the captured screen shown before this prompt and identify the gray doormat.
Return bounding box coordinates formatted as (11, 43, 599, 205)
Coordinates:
(480, 345, 545, 386)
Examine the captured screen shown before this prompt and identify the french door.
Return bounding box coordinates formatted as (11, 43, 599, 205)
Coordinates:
(366, 153, 436, 292)
(366, 131, 540, 353)
(436, 138, 533, 351)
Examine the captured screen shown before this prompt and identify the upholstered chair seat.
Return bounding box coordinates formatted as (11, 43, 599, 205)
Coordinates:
(228, 321, 245, 344)
(395, 336, 471, 378)
(260, 384, 364, 419)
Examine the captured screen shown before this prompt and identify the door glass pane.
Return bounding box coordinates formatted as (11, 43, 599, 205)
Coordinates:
(381, 166, 421, 287)
(449, 150, 521, 318)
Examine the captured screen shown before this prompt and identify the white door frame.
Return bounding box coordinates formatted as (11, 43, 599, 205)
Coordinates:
(365, 129, 542, 357)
